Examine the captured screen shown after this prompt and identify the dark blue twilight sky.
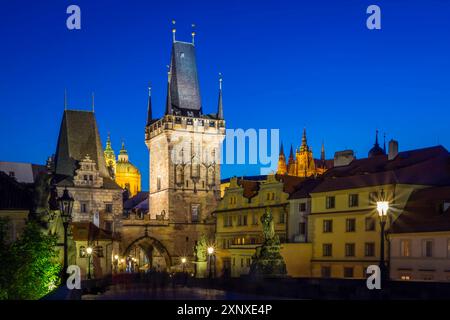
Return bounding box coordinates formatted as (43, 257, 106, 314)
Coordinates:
(0, 0, 449, 190)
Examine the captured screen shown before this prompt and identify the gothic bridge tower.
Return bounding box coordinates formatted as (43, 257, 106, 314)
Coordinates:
(121, 25, 225, 272)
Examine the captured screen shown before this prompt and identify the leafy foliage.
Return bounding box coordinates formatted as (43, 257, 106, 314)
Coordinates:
(0, 218, 61, 300)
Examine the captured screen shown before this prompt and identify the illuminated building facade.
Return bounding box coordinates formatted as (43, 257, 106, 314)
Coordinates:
(277, 128, 331, 177)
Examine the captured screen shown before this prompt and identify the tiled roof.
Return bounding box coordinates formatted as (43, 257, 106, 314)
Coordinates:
(169, 41, 202, 113)
(124, 191, 149, 210)
(71, 222, 115, 241)
(289, 178, 323, 199)
(390, 186, 450, 233)
(54, 110, 110, 178)
(311, 146, 450, 193)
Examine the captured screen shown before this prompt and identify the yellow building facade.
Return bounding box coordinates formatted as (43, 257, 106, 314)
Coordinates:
(309, 184, 421, 279)
(308, 141, 449, 279)
(103, 138, 141, 197)
(215, 174, 311, 277)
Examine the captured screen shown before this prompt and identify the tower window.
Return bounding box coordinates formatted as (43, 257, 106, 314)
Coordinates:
(180, 52, 185, 58)
(157, 177, 161, 191)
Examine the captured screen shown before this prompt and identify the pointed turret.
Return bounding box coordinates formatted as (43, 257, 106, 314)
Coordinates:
(147, 84, 152, 125)
(217, 73, 223, 119)
(276, 142, 287, 175)
(104, 133, 116, 178)
(287, 144, 295, 175)
(165, 70, 173, 115)
(300, 128, 308, 152)
(321, 141, 325, 161)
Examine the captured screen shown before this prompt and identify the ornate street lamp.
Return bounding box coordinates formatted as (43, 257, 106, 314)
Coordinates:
(181, 257, 187, 273)
(207, 247, 215, 279)
(86, 246, 93, 280)
(376, 189, 390, 285)
(57, 188, 74, 281)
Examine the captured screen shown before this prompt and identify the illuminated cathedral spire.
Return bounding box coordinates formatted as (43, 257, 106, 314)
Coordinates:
(277, 142, 287, 175)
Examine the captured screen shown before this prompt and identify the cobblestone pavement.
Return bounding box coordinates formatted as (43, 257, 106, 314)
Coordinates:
(82, 283, 283, 300)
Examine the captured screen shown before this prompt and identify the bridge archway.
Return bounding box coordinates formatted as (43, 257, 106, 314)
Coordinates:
(123, 236, 172, 272)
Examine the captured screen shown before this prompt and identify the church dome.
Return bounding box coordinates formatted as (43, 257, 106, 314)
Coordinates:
(116, 161, 140, 175)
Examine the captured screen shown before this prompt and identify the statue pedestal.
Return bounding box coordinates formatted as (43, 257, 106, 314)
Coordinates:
(249, 239, 287, 278)
(195, 261, 208, 278)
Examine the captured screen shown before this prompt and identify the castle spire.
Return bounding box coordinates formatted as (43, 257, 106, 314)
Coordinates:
(300, 128, 308, 152)
(147, 83, 152, 125)
(165, 67, 173, 115)
(276, 142, 287, 175)
(321, 141, 325, 161)
(217, 73, 223, 119)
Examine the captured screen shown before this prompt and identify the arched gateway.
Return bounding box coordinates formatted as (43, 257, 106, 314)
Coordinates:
(123, 235, 172, 272)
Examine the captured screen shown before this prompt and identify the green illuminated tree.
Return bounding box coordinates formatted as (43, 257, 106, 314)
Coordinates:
(0, 219, 61, 300)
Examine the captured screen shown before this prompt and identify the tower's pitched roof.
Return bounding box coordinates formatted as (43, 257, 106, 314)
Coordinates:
(168, 41, 202, 116)
(54, 110, 109, 178)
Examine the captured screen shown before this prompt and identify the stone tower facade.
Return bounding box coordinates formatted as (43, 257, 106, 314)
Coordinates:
(136, 35, 225, 271)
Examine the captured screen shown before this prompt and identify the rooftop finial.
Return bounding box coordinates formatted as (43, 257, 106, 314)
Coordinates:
(64, 89, 68, 110)
(217, 72, 224, 119)
(191, 23, 196, 45)
(147, 82, 152, 125)
(172, 19, 176, 42)
(91, 92, 95, 112)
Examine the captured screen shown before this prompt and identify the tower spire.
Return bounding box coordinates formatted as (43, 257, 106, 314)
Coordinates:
(217, 73, 223, 119)
(300, 128, 308, 151)
(172, 19, 176, 43)
(191, 23, 196, 45)
(375, 129, 379, 146)
(276, 141, 287, 175)
(321, 141, 325, 161)
(91, 92, 95, 112)
(64, 89, 68, 110)
(147, 82, 152, 125)
(165, 66, 173, 115)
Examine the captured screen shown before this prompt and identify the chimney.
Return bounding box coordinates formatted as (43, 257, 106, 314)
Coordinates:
(388, 139, 398, 160)
(334, 150, 355, 167)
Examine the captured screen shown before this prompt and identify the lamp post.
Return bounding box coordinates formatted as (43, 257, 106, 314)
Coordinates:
(181, 257, 187, 273)
(376, 189, 390, 286)
(86, 246, 93, 280)
(207, 247, 215, 279)
(57, 188, 74, 281)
